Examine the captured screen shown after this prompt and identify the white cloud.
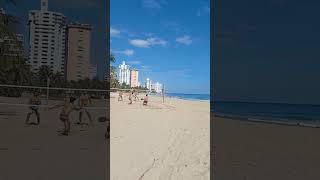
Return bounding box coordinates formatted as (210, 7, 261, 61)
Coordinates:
(142, 0, 167, 9)
(110, 27, 120, 37)
(127, 61, 141, 65)
(129, 39, 150, 48)
(129, 37, 167, 48)
(112, 49, 134, 56)
(176, 35, 193, 45)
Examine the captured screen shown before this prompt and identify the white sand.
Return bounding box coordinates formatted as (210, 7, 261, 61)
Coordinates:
(0, 97, 108, 180)
(110, 93, 210, 180)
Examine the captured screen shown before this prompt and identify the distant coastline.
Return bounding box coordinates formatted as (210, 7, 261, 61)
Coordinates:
(164, 93, 210, 101)
(212, 101, 320, 126)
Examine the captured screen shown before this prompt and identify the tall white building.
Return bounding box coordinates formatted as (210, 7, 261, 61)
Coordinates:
(28, 0, 67, 73)
(153, 82, 162, 93)
(145, 78, 152, 91)
(118, 61, 130, 85)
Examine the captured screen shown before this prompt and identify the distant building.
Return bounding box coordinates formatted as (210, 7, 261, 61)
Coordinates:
(130, 69, 139, 87)
(0, 9, 24, 58)
(118, 61, 130, 85)
(28, 0, 67, 73)
(89, 64, 97, 80)
(145, 78, 152, 91)
(153, 82, 162, 93)
(0, 34, 24, 58)
(66, 23, 92, 81)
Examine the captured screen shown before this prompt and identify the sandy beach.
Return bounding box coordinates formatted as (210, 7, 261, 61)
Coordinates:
(0, 96, 108, 180)
(213, 115, 320, 180)
(110, 93, 210, 180)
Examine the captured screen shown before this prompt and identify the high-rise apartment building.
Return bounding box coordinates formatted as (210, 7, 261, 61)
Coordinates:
(89, 64, 97, 80)
(118, 61, 130, 85)
(66, 23, 92, 81)
(0, 9, 24, 58)
(28, 0, 66, 73)
(130, 69, 139, 87)
(153, 82, 162, 93)
(145, 78, 152, 91)
(0, 34, 24, 58)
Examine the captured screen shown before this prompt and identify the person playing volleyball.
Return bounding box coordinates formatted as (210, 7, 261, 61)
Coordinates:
(25, 91, 41, 125)
(77, 92, 93, 125)
(49, 97, 80, 136)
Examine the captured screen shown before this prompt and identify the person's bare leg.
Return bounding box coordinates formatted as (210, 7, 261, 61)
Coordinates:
(25, 112, 32, 124)
(67, 121, 70, 133)
(85, 110, 93, 125)
(79, 111, 83, 124)
(36, 112, 40, 125)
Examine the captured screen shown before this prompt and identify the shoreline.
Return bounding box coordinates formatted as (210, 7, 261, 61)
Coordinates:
(212, 115, 320, 180)
(110, 92, 210, 102)
(212, 113, 320, 128)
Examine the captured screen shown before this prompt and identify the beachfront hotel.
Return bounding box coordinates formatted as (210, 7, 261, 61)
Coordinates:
(118, 61, 131, 85)
(66, 23, 92, 81)
(130, 69, 139, 87)
(28, 0, 67, 73)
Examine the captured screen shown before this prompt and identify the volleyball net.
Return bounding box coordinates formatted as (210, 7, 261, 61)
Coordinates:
(0, 84, 109, 111)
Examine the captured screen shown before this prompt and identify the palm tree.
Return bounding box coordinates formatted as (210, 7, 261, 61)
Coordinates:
(110, 53, 120, 88)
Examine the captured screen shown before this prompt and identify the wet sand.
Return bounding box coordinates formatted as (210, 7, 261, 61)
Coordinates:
(213, 115, 320, 180)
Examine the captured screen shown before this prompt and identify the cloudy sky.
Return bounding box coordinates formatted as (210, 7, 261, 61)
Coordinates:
(111, 0, 210, 94)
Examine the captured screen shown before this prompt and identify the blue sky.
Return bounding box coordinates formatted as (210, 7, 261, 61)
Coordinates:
(111, 0, 210, 94)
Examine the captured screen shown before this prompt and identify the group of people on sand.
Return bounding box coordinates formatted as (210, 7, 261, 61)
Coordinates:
(25, 91, 110, 139)
(118, 90, 148, 106)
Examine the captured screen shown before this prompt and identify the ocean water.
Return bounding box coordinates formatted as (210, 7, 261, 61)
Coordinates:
(165, 93, 210, 101)
(212, 101, 320, 125)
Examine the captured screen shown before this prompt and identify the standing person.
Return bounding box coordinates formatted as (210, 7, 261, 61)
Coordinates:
(133, 90, 139, 101)
(118, 91, 123, 101)
(25, 91, 41, 125)
(49, 97, 80, 136)
(143, 94, 148, 106)
(128, 92, 133, 104)
(78, 92, 93, 125)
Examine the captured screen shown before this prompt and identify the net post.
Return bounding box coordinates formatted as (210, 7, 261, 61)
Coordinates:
(162, 84, 165, 103)
(46, 77, 50, 110)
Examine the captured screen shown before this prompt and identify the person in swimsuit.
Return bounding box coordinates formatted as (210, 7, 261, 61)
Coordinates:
(133, 90, 139, 101)
(118, 91, 123, 101)
(25, 91, 41, 125)
(78, 92, 93, 125)
(128, 92, 133, 104)
(49, 97, 80, 136)
(143, 94, 148, 106)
